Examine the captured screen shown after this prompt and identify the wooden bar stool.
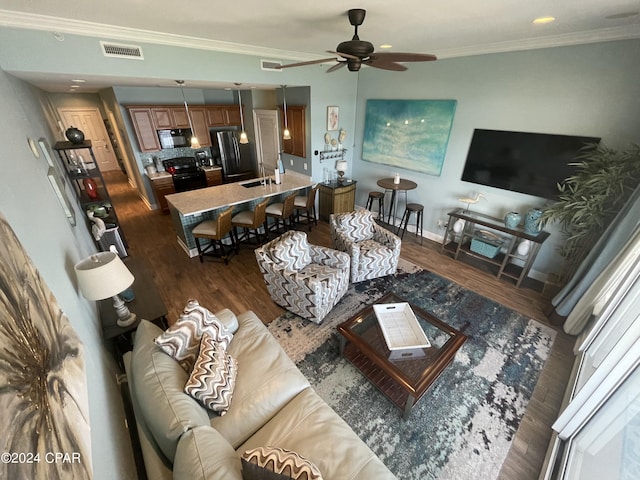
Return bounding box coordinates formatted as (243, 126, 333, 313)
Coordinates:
(192, 206, 236, 264)
(365, 191, 385, 221)
(231, 197, 269, 250)
(265, 192, 297, 236)
(294, 184, 319, 231)
(397, 203, 424, 244)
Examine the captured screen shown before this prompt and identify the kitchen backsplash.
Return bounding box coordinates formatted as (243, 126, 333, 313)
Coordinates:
(141, 147, 212, 168)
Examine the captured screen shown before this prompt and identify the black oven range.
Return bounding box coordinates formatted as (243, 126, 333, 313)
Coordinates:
(162, 157, 208, 193)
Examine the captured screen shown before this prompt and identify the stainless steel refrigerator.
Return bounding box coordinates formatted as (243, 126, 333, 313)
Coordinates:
(210, 128, 255, 183)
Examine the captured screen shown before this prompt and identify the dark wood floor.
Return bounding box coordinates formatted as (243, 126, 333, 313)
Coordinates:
(105, 171, 574, 479)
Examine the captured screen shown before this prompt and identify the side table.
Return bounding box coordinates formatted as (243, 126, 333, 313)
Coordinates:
(318, 179, 357, 221)
(99, 256, 168, 369)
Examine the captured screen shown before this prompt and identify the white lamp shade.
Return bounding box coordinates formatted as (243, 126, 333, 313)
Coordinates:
(75, 252, 134, 301)
(239, 131, 249, 144)
(336, 161, 348, 172)
(283, 128, 291, 140)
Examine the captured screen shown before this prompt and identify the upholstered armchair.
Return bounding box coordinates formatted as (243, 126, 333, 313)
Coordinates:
(255, 230, 350, 324)
(330, 209, 401, 283)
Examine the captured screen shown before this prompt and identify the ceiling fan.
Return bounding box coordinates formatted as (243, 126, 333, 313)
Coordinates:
(277, 9, 437, 73)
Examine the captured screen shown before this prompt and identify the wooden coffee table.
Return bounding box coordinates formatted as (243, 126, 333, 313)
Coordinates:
(337, 292, 467, 419)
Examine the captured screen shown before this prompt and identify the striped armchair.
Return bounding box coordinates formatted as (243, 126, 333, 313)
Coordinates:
(255, 230, 350, 324)
(330, 209, 401, 283)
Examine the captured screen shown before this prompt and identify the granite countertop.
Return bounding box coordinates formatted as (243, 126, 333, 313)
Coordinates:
(166, 171, 313, 216)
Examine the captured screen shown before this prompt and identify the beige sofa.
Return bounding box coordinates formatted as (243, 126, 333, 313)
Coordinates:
(123, 309, 396, 479)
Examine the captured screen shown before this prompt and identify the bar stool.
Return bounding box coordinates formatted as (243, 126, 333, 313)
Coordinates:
(265, 192, 297, 236)
(192, 207, 236, 264)
(231, 197, 269, 250)
(294, 184, 319, 231)
(365, 191, 385, 221)
(397, 203, 424, 244)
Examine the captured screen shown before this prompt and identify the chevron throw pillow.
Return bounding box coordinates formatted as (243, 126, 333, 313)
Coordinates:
(241, 446, 323, 480)
(154, 306, 233, 372)
(270, 231, 311, 270)
(184, 333, 238, 415)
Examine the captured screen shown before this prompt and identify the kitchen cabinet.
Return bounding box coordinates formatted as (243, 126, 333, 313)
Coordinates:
(127, 104, 242, 153)
(149, 175, 175, 214)
(151, 107, 172, 129)
(206, 105, 242, 127)
(441, 208, 550, 287)
(188, 107, 212, 147)
(53, 140, 128, 250)
(279, 105, 306, 158)
(127, 107, 161, 152)
(204, 168, 222, 186)
(318, 180, 356, 221)
(170, 107, 190, 128)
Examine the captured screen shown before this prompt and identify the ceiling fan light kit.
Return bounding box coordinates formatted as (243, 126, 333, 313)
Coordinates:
(277, 8, 437, 73)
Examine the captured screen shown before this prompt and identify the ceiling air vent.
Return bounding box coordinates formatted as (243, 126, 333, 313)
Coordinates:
(100, 41, 144, 60)
(261, 60, 282, 71)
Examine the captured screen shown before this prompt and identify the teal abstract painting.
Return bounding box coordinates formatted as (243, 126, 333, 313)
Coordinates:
(362, 99, 457, 176)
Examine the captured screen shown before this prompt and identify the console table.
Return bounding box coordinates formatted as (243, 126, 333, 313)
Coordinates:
(441, 208, 550, 287)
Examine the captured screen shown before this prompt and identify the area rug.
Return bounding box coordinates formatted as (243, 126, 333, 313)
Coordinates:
(267, 259, 556, 480)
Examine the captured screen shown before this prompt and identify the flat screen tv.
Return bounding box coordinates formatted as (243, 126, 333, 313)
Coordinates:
(461, 129, 600, 200)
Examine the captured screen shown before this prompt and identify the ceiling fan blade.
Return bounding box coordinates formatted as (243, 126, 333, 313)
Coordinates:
(326, 62, 347, 73)
(366, 60, 407, 71)
(369, 52, 437, 62)
(276, 57, 336, 69)
(326, 50, 360, 61)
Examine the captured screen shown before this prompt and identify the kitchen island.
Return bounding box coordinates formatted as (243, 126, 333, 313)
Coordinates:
(166, 171, 313, 256)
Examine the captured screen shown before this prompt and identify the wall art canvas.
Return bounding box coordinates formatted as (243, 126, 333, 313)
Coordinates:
(362, 99, 457, 176)
(0, 211, 92, 479)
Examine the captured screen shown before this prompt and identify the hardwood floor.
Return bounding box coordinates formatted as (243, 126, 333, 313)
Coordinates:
(105, 171, 574, 479)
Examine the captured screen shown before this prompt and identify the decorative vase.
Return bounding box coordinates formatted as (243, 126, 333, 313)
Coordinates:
(83, 177, 98, 199)
(65, 126, 85, 144)
(524, 208, 543, 234)
(504, 211, 521, 229)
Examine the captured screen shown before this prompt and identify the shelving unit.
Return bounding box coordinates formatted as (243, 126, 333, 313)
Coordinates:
(54, 140, 127, 253)
(441, 208, 549, 287)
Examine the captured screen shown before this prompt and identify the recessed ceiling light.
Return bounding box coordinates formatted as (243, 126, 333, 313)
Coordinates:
(379, 44, 393, 49)
(71, 79, 86, 83)
(533, 16, 556, 24)
(70, 85, 80, 89)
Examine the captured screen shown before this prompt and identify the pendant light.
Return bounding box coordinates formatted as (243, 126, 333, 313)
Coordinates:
(235, 83, 249, 144)
(176, 80, 201, 149)
(282, 84, 291, 140)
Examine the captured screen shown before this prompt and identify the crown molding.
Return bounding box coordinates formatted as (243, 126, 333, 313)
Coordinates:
(0, 10, 320, 63)
(2, 9, 639, 63)
(436, 24, 640, 59)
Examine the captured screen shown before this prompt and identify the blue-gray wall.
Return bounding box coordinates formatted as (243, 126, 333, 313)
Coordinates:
(1, 22, 639, 478)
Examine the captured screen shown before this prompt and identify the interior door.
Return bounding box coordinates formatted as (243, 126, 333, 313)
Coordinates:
(253, 109, 280, 175)
(59, 107, 120, 171)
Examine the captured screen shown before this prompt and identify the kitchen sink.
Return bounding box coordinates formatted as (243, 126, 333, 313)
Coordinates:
(241, 178, 270, 188)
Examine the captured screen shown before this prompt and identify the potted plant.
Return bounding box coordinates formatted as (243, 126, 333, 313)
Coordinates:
(539, 142, 640, 289)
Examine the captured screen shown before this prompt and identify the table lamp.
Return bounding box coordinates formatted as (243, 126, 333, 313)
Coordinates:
(336, 160, 348, 182)
(75, 251, 137, 327)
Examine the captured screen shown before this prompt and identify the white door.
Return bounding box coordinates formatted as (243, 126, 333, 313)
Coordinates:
(253, 109, 281, 175)
(59, 108, 120, 171)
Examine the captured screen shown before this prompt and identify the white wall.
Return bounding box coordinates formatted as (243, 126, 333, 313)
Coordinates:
(0, 70, 137, 476)
(352, 39, 640, 278)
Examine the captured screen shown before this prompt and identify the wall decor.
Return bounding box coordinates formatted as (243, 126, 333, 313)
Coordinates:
(39, 138, 76, 226)
(362, 99, 457, 176)
(327, 106, 339, 131)
(0, 212, 92, 479)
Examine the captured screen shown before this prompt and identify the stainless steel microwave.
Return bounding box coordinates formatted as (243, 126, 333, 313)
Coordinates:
(157, 129, 192, 149)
